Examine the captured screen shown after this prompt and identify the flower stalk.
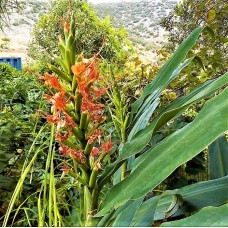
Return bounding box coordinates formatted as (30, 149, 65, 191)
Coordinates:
(39, 15, 113, 226)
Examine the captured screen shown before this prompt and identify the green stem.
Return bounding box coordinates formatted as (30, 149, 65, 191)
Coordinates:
(121, 131, 127, 180)
(121, 161, 127, 181)
(84, 142, 94, 156)
(80, 111, 88, 130)
(89, 168, 98, 189)
(72, 127, 84, 140)
(91, 184, 99, 212)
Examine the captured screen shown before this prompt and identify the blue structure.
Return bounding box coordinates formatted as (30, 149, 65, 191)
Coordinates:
(0, 57, 22, 71)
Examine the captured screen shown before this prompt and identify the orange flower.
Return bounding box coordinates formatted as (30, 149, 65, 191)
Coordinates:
(72, 62, 87, 76)
(39, 74, 62, 91)
(47, 91, 68, 112)
(59, 145, 86, 163)
(56, 131, 71, 141)
(46, 114, 61, 124)
(87, 129, 104, 144)
(101, 137, 113, 153)
(81, 98, 105, 112)
(65, 114, 77, 129)
(92, 86, 107, 99)
(87, 62, 99, 82)
(91, 147, 101, 157)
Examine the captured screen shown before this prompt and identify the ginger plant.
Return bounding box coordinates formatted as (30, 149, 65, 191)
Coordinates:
(39, 16, 112, 226)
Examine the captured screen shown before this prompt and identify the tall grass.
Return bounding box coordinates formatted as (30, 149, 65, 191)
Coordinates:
(2, 124, 48, 226)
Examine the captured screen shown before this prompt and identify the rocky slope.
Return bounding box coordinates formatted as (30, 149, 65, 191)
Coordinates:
(0, 0, 177, 63)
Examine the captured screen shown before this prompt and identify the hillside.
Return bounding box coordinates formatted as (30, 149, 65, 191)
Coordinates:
(0, 0, 48, 62)
(0, 0, 177, 62)
(92, 0, 177, 58)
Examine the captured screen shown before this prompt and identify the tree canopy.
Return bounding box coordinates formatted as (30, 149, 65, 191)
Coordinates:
(28, 0, 133, 72)
(160, 0, 227, 90)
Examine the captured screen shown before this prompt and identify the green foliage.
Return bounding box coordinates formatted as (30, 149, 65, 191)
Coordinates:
(160, 0, 228, 90)
(95, 27, 228, 225)
(3, 23, 228, 227)
(208, 134, 228, 179)
(0, 63, 46, 223)
(28, 0, 133, 72)
(161, 203, 228, 227)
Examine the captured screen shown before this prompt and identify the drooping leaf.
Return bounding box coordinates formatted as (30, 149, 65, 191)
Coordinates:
(161, 203, 228, 227)
(97, 88, 228, 215)
(128, 72, 228, 172)
(155, 175, 228, 220)
(131, 176, 228, 226)
(208, 134, 228, 179)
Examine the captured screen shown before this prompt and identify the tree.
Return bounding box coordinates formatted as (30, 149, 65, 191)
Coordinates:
(0, 0, 19, 30)
(160, 0, 228, 91)
(28, 0, 133, 72)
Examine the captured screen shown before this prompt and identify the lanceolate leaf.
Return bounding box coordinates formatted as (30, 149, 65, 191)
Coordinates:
(97, 88, 228, 215)
(155, 175, 228, 220)
(131, 176, 228, 226)
(111, 197, 143, 227)
(161, 203, 228, 227)
(130, 197, 158, 227)
(98, 73, 227, 187)
(129, 27, 206, 125)
(128, 98, 160, 141)
(130, 57, 195, 129)
(208, 134, 228, 179)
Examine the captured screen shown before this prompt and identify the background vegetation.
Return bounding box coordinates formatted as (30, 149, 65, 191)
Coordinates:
(0, 0, 227, 226)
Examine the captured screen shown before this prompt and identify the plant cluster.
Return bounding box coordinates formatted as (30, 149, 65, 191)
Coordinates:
(1, 1, 228, 227)
(2, 12, 228, 226)
(0, 63, 46, 223)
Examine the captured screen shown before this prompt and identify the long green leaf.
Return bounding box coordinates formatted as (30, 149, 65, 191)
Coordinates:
(128, 98, 160, 141)
(161, 203, 228, 227)
(111, 197, 143, 227)
(129, 27, 206, 125)
(129, 57, 194, 129)
(98, 73, 227, 187)
(131, 176, 228, 226)
(208, 134, 228, 179)
(130, 196, 158, 227)
(97, 88, 228, 215)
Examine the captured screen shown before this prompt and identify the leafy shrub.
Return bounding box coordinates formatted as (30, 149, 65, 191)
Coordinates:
(0, 63, 46, 222)
(28, 0, 133, 73)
